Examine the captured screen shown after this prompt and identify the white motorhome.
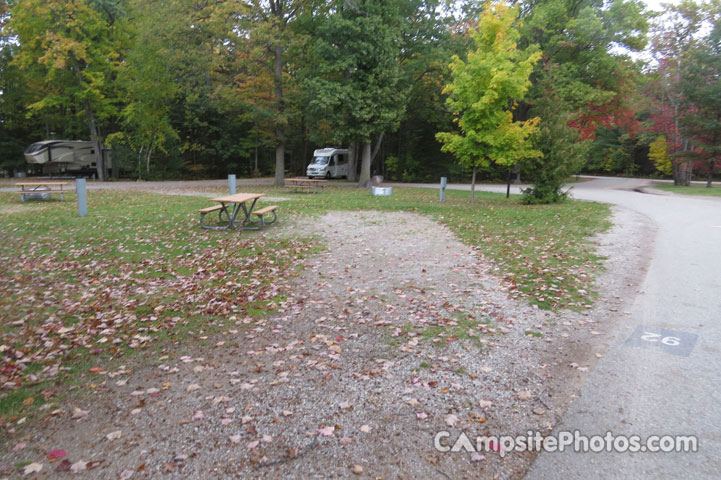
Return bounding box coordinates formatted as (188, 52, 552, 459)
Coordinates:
(306, 147, 349, 179)
(24, 140, 111, 177)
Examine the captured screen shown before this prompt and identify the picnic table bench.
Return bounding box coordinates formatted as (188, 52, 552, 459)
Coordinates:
(15, 182, 70, 202)
(199, 193, 278, 230)
(284, 178, 328, 194)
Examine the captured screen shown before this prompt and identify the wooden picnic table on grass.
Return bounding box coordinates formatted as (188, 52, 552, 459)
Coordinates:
(284, 177, 328, 194)
(199, 192, 278, 230)
(15, 181, 70, 202)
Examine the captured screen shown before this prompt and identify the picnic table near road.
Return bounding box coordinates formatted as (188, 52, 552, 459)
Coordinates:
(284, 178, 328, 194)
(15, 181, 70, 202)
(199, 192, 278, 230)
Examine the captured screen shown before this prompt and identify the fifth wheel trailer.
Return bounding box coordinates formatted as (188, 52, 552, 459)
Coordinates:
(24, 140, 112, 177)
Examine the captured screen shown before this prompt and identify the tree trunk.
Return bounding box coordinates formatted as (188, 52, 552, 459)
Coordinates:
(275, 142, 285, 185)
(137, 146, 144, 179)
(146, 140, 154, 173)
(371, 133, 384, 163)
(254, 142, 258, 177)
(707, 160, 713, 188)
(347, 142, 357, 182)
(358, 141, 372, 187)
(471, 165, 477, 204)
(86, 104, 104, 181)
(273, 44, 285, 186)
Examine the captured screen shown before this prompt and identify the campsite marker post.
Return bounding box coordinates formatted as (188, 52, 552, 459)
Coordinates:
(228, 174, 236, 195)
(440, 177, 447, 203)
(76, 178, 87, 217)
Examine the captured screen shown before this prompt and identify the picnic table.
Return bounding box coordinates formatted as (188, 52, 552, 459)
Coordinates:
(16, 181, 70, 202)
(199, 192, 278, 230)
(284, 178, 328, 194)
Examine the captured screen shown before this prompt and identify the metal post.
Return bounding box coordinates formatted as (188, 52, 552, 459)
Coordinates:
(506, 170, 511, 199)
(76, 178, 87, 217)
(228, 174, 236, 195)
(440, 177, 447, 203)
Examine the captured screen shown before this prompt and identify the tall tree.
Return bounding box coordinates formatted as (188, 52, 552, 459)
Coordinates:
(519, 0, 647, 194)
(109, 0, 180, 176)
(680, 18, 721, 187)
(236, 0, 311, 186)
(647, 0, 712, 185)
(305, 0, 407, 187)
(10, 0, 126, 180)
(436, 1, 542, 203)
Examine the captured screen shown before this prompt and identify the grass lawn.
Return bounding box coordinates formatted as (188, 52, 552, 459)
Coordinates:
(652, 183, 721, 197)
(0, 185, 610, 426)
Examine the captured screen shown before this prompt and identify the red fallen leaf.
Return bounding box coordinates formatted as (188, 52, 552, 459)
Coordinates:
(89, 367, 102, 373)
(55, 458, 72, 472)
(335, 336, 344, 342)
(427, 381, 438, 388)
(48, 449, 66, 461)
(445, 337, 455, 343)
(89, 348, 101, 355)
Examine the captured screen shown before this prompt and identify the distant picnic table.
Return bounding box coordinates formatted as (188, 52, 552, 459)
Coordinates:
(15, 181, 70, 202)
(284, 178, 327, 194)
(199, 192, 278, 230)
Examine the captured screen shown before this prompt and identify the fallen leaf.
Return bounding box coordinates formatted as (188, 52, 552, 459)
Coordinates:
(351, 464, 363, 475)
(55, 459, 72, 472)
(318, 426, 335, 437)
(445, 414, 459, 427)
(517, 390, 532, 401)
(23, 462, 43, 475)
(106, 430, 122, 441)
(229, 435, 242, 444)
(360, 424, 372, 433)
(479, 399, 493, 409)
(120, 469, 134, 480)
(70, 460, 88, 473)
(247, 440, 260, 449)
(193, 411, 205, 421)
(47, 449, 66, 461)
(71, 407, 89, 419)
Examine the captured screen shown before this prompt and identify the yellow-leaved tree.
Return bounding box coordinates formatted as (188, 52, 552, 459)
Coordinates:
(436, 1, 542, 203)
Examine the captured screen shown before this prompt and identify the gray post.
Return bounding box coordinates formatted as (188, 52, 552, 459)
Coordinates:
(440, 177, 447, 203)
(228, 174, 236, 195)
(76, 178, 87, 217)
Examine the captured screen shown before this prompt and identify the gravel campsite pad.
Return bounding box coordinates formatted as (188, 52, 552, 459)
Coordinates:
(1, 207, 650, 479)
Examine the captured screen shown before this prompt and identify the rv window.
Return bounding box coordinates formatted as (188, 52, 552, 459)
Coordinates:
(329, 157, 335, 166)
(24, 143, 46, 155)
(338, 154, 348, 165)
(311, 156, 330, 165)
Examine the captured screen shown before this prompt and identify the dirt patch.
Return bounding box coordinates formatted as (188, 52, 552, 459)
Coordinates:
(0, 208, 651, 479)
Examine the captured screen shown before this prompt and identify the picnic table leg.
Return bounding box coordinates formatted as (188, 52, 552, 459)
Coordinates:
(240, 197, 263, 230)
(200, 204, 233, 230)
